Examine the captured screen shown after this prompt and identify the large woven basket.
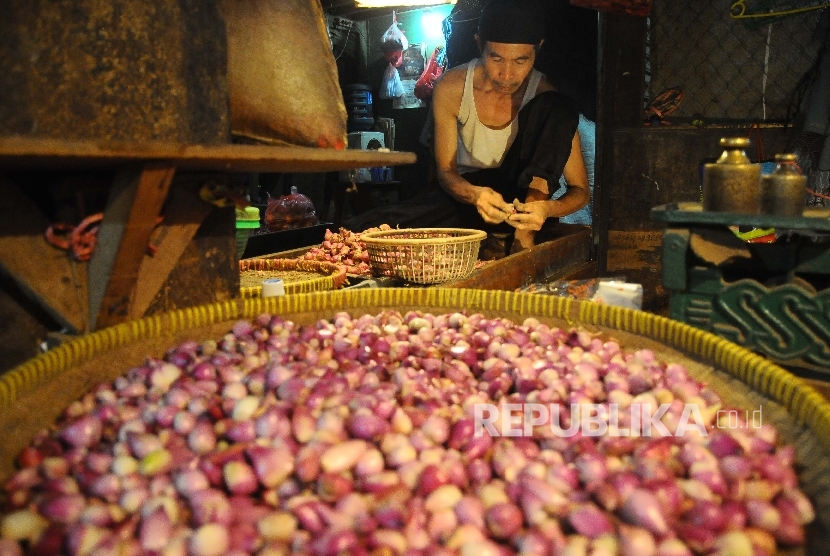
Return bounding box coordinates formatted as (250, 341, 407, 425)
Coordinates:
(2, 289, 830, 554)
(238, 258, 347, 298)
(360, 228, 486, 284)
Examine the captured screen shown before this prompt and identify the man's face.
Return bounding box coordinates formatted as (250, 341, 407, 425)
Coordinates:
(479, 41, 538, 95)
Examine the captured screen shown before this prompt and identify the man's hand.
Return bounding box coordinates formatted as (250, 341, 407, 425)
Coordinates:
(507, 200, 547, 231)
(475, 187, 514, 224)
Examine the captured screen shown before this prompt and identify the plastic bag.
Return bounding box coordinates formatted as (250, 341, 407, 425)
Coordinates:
(414, 46, 445, 101)
(264, 186, 319, 231)
(380, 63, 404, 99)
(517, 276, 626, 299)
(380, 11, 407, 67)
(590, 281, 644, 310)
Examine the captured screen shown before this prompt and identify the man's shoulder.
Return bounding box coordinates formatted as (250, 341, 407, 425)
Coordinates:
(435, 64, 468, 91)
(433, 64, 467, 109)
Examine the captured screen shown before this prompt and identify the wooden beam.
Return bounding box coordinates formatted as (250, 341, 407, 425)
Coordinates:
(0, 273, 52, 373)
(0, 137, 417, 174)
(0, 177, 88, 332)
(144, 205, 238, 316)
(88, 163, 175, 330)
(594, 13, 648, 274)
(128, 184, 212, 320)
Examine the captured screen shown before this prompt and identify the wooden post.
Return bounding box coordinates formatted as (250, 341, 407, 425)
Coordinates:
(0, 178, 88, 333)
(88, 163, 175, 330)
(594, 13, 648, 275)
(128, 184, 212, 320)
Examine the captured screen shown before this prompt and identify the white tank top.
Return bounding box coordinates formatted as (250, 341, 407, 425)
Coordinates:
(456, 58, 543, 174)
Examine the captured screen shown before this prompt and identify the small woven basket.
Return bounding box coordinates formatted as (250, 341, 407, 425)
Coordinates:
(238, 258, 347, 298)
(360, 228, 486, 284)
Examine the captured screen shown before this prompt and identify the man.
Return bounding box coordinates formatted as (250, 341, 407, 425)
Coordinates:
(432, 0, 590, 253)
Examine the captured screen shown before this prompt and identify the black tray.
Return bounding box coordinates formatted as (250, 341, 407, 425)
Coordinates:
(241, 223, 332, 259)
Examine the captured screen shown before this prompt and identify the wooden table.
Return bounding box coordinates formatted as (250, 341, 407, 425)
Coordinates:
(441, 225, 594, 290)
(251, 224, 594, 292)
(652, 202, 830, 376)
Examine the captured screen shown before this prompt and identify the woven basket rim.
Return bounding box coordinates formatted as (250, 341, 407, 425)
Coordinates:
(360, 227, 487, 246)
(3, 289, 830, 442)
(362, 231, 484, 283)
(239, 258, 347, 297)
(239, 257, 343, 274)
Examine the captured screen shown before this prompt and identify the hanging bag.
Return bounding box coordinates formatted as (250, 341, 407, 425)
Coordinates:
(414, 46, 445, 101)
(264, 186, 319, 231)
(379, 12, 407, 99)
(380, 63, 404, 99)
(380, 11, 408, 67)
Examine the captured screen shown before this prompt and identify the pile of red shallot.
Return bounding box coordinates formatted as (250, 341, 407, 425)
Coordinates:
(0, 311, 816, 556)
(300, 226, 393, 275)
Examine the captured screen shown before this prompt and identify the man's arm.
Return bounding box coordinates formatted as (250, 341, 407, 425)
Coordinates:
(432, 70, 513, 224)
(508, 131, 590, 230)
(551, 132, 590, 216)
(507, 131, 590, 252)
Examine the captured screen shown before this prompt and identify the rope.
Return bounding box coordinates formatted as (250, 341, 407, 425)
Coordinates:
(333, 20, 352, 62)
(45, 214, 102, 262)
(731, 0, 830, 19)
(777, 158, 803, 172)
(762, 23, 772, 121)
(45, 214, 163, 261)
(746, 123, 766, 162)
(808, 187, 830, 200)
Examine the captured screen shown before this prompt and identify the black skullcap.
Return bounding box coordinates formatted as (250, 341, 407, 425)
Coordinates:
(477, 0, 546, 46)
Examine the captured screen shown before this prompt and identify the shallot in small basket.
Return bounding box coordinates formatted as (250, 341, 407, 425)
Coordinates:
(360, 227, 486, 284)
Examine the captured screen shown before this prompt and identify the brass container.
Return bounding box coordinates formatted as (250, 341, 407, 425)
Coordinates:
(702, 137, 761, 213)
(760, 153, 807, 217)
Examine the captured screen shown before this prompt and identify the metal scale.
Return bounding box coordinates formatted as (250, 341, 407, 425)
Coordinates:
(651, 138, 830, 375)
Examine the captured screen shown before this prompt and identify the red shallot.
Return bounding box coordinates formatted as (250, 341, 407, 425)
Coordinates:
(0, 310, 817, 556)
(300, 226, 392, 275)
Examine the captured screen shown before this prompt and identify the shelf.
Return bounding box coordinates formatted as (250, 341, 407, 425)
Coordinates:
(0, 136, 417, 173)
(651, 202, 830, 232)
(0, 136, 417, 336)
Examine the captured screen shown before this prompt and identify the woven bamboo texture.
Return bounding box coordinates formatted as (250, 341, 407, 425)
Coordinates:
(1, 288, 829, 553)
(360, 228, 486, 284)
(238, 258, 347, 298)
